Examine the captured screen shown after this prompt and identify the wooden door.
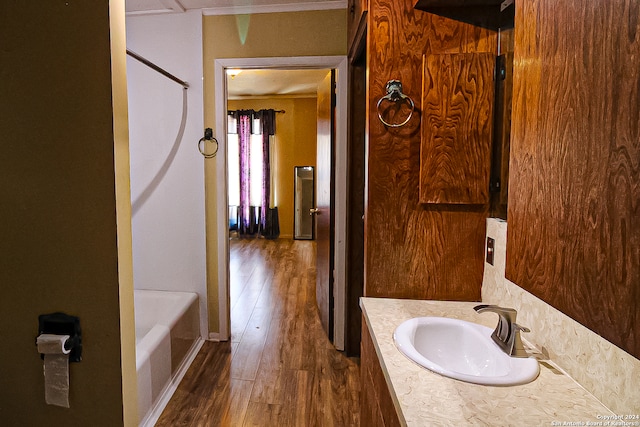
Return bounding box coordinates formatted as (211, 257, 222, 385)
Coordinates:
(315, 70, 335, 341)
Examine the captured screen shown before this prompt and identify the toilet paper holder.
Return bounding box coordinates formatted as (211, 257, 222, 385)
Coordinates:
(37, 312, 82, 363)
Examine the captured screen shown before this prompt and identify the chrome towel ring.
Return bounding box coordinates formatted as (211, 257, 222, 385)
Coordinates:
(198, 127, 218, 158)
(376, 80, 415, 128)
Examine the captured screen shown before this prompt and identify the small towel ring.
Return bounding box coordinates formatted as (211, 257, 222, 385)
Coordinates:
(198, 128, 218, 158)
(376, 80, 415, 128)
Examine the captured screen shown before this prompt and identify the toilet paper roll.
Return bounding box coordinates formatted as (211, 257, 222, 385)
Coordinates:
(36, 334, 71, 408)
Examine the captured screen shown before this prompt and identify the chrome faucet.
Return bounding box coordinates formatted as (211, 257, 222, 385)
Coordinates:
(474, 305, 531, 358)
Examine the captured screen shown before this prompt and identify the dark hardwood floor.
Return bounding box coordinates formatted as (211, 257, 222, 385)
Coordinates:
(155, 238, 361, 426)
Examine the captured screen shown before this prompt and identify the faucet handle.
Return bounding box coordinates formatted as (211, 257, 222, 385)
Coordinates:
(510, 323, 531, 358)
(473, 304, 516, 317)
(514, 323, 530, 333)
(474, 304, 531, 358)
(474, 304, 516, 344)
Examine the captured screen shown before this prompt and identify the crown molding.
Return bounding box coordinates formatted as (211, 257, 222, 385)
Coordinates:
(126, 9, 176, 16)
(202, 1, 347, 16)
(228, 93, 318, 100)
(126, 0, 185, 16)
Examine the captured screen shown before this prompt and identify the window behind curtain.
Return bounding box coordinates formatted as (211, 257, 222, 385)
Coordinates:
(227, 116, 264, 208)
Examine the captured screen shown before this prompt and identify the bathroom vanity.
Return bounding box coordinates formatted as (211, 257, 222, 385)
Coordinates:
(360, 297, 613, 426)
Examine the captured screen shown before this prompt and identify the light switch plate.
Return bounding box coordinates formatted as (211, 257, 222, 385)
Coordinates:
(486, 237, 495, 265)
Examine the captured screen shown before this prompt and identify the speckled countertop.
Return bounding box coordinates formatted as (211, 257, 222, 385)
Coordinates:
(360, 297, 614, 426)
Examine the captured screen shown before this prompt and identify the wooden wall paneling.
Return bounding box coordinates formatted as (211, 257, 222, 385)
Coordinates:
(364, 0, 496, 300)
(506, 0, 640, 357)
(495, 29, 515, 218)
(348, 0, 368, 52)
(489, 52, 514, 219)
(420, 53, 495, 204)
(345, 32, 367, 356)
(489, 27, 515, 220)
(498, 27, 514, 56)
(497, 53, 513, 213)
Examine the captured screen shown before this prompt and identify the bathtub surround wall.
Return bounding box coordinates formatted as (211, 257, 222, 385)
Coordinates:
(483, 218, 640, 414)
(134, 290, 201, 426)
(0, 1, 135, 425)
(126, 11, 208, 338)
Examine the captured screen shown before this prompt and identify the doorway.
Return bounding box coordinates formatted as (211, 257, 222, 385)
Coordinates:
(213, 56, 348, 349)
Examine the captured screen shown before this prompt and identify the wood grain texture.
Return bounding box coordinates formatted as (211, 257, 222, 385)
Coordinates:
(414, 0, 512, 30)
(360, 319, 402, 427)
(156, 239, 360, 426)
(316, 71, 335, 340)
(365, 0, 496, 300)
(506, 0, 640, 357)
(488, 29, 515, 219)
(347, 0, 368, 53)
(345, 44, 367, 356)
(498, 31, 514, 216)
(489, 44, 514, 219)
(420, 53, 495, 204)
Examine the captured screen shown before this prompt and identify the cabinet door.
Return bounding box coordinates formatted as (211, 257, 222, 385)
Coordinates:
(361, 318, 402, 427)
(420, 53, 495, 205)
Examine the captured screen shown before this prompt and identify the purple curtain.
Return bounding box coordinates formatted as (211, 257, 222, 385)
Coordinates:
(236, 111, 255, 236)
(260, 111, 271, 231)
(259, 110, 279, 238)
(232, 109, 279, 238)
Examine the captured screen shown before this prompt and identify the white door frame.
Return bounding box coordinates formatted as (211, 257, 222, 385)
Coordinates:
(213, 56, 348, 350)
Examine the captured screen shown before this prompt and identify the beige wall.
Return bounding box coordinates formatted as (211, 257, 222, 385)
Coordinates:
(228, 97, 318, 238)
(110, 1, 138, 425)
(203, 9, 347, 333)
(0, 1, 132, 425)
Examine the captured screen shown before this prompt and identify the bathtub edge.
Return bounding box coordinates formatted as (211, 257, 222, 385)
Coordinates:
(139, 337, 204, 427)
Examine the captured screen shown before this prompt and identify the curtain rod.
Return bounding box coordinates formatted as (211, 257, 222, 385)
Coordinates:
(126, 49, 189, 89)
(227, 109, 286, 113)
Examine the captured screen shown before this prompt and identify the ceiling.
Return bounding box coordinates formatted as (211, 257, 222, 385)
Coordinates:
(125, 0, 346, 15)
(125, 1, 340, 98)
(227, 69, 330, 99)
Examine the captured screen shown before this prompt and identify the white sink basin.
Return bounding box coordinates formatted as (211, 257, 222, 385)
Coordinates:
(393, 316, 539, 386)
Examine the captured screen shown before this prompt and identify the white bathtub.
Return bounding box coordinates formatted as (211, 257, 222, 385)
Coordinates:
(134, 290, 202, 426)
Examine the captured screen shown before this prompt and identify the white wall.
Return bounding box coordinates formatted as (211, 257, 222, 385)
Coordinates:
(126, 11, 208, 337)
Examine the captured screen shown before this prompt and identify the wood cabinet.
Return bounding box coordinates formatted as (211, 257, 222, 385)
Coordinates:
(414, 0, 515, 29)
(420, 52, 495, 205)
(360, 317, 401, 427)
